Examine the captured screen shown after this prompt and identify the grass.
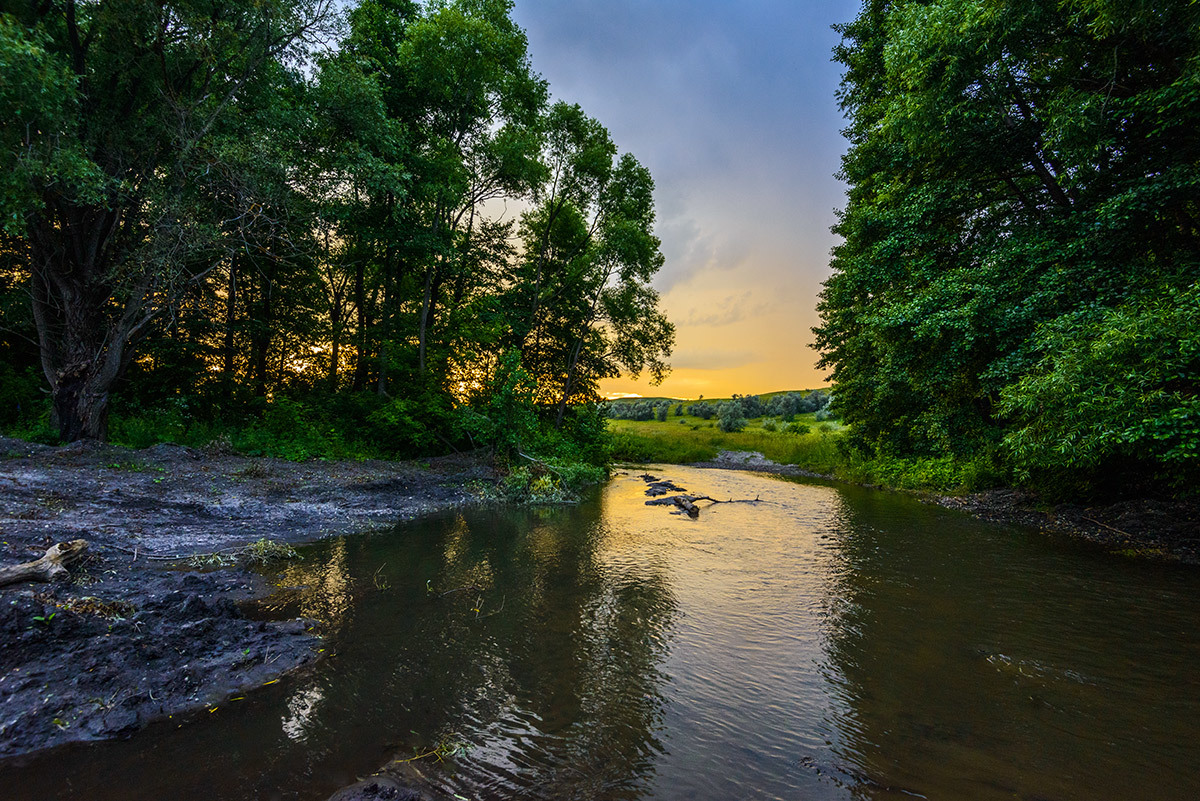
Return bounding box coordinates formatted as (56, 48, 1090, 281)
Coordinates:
(609, 413, 1006, 494)
(609, 413, 845, 474)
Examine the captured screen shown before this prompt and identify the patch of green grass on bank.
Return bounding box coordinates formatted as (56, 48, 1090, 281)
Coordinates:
(609, 414, 845, 474)
(609, 416, 1006, 494)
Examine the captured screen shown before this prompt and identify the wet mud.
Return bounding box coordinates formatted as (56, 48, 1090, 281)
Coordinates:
(0, 436, 490, 760)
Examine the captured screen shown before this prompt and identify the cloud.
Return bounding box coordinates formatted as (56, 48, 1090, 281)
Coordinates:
(668, 347, 759, 371)
(654, 215, 755, 292)
(676, 291, 772, 328)
(509, 0, 861, 396)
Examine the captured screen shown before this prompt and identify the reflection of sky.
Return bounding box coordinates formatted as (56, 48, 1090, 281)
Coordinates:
(511, 0, 862, 398)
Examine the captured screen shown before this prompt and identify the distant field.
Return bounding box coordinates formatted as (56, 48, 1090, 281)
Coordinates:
(608, 409, 1003, 493)
(607, 412, 845, 473)
(606, 389, 828, 406)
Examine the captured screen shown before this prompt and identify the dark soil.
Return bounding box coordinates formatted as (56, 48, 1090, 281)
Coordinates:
(0, 436, 491, 761)
(931, 488, 1200, 563)
(692, 450, 1200, 564)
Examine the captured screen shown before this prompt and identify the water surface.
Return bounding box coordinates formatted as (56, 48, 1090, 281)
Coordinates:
(6, 467, 1200, 800)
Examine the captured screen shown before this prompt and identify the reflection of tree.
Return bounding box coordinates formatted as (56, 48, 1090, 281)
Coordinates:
(404, 503, 677, 800)
(266, 536, 354, 634)
(270, 503, 677, 800)
(817, 490, 1200, 801)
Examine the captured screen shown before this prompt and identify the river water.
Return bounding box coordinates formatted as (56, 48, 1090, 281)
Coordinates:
(7, 466, 1200, 800)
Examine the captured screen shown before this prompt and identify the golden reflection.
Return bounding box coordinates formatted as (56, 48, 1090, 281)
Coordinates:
(280, 683, 325, 743)
(271, 536, 354, 633)
(441, 515, 471, 566)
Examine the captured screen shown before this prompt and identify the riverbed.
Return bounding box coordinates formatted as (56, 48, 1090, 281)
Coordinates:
(4, 465, 1200, 800)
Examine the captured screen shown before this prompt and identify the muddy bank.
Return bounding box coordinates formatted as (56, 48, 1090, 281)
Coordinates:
(0, 436, 490, 760)
(691, 450, 1200, 564)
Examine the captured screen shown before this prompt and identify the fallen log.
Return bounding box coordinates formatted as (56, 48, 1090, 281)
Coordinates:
(675, 496, 700, 518)
(0, 540, 89, 589)
(644, 494, 762, 519)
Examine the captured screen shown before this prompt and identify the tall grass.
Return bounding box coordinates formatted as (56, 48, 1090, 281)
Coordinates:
(609, 417, 844, 474)
(609, 417, 1006, 493)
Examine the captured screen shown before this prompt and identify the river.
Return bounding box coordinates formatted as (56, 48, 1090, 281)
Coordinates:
(6, 466, 1200, 800)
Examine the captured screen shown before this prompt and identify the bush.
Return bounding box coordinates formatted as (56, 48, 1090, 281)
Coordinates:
(717, 402, 746, 433)
(737, 394, 765, 418)
(1001, 284, 1200, 496)
(0, 365, 43, 429)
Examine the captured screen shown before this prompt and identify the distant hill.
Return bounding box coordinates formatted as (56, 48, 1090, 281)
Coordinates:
(604, 389, 828, 406)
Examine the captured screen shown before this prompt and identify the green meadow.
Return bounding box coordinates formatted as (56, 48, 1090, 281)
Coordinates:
(608, 399, 1006, 493)
(609, 413, 845, 473)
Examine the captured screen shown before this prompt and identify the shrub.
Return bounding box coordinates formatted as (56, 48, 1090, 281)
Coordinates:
(717, 402, 746, 433)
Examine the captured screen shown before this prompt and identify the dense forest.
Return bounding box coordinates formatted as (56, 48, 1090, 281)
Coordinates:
(817, 0, 1200, 498)
(0, 0, 673, 462)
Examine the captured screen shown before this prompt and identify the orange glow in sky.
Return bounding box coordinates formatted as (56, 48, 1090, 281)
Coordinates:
(513, 0, 857, 400)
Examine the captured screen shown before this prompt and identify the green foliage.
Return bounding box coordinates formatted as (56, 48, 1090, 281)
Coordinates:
(0, 0, 673, 451)
(491, 458, 605, 504)
(816, 0, 1200, 497)
(1001, 284, 1200, 496)
(609, 417, 1005, 493)
(466, 350, 539, 459)
(0, 364, 42, 428)
(717, 402, 746, 433)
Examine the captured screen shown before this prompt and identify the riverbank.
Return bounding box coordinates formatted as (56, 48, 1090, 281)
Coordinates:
(689, 450, 1200, 564)
(0, 436, 490, 760)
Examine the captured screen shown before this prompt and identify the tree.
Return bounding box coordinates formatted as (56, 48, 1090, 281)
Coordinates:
(503, 104, 673, 420)
(815, 0, 1200, 492)
(4, 0, 335, 440)
(717, 402, 746, 433)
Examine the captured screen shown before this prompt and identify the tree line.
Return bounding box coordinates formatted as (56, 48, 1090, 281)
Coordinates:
(605, 390, 835, 432)
(0, 0, 673, 458)
(816, 0, 1199, 497)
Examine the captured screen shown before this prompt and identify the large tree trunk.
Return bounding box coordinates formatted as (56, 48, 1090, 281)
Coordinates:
(28, 201, 141, 442)
(250, 272, 274, 397)
(51, 365, 114, 442)
(328, 297, 342, 391)
(417, 264, 437, 376)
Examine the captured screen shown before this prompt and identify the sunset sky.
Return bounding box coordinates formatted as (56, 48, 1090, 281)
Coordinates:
(511, 0, 862, 399)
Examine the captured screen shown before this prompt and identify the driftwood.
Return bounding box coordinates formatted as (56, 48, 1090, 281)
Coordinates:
(0, 539, 89, 589)
(645, 494, 761, 518)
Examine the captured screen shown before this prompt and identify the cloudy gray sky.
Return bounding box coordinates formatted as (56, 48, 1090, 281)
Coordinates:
(510, 0, 862, 398)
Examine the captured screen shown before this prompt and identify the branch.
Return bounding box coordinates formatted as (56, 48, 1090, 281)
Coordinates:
(0, 540, 89, 589)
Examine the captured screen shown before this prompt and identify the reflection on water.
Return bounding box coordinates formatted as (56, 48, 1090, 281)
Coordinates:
(3, 467, 1200, 801)
(819, 490, 1200, 800)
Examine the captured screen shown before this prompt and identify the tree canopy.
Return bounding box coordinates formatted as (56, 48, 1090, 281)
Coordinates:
(815, 0, 1200, 496)
(0, 0, 674, 455)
